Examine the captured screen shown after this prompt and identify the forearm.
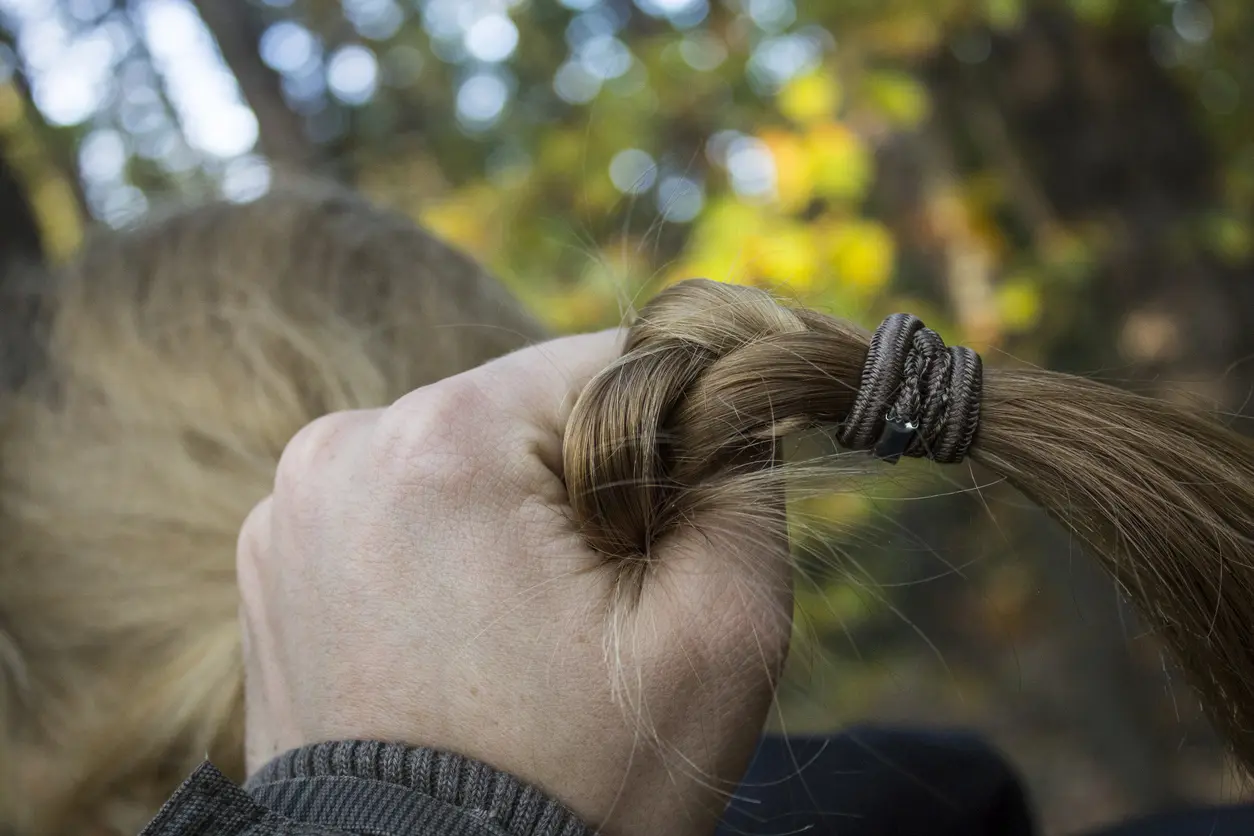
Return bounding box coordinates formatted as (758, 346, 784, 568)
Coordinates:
(141, 740, 592, 836)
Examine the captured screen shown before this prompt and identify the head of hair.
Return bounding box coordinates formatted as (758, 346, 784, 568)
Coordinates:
(0, 179, 548, 835)
(564, 277, 1254, 772)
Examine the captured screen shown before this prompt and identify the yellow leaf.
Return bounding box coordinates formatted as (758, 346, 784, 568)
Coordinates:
(778, 70, 842, 125)
(420, 190, 495, 253)
(671, 199, 761, 285)
(995, 275, 1043, 333)
(699, 195, 765, 236)
(806, 123, 873, 204)
(760, 129, 812, 212)
(751, 223, 819, 291)
(685, 197, 765, 260)
(863, 71, 930, 129)
(539, 286, 614, 333)
(827, 220, 895, 293)
(668, 253, 751, 287)
(30, 175, 82, 261)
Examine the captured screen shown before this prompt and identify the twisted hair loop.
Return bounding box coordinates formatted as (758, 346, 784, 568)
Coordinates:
(565, 279, 868, 559)
(565, 279, 982, 560)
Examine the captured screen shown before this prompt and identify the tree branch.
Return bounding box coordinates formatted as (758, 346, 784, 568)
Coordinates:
(189, 0, 321, 174)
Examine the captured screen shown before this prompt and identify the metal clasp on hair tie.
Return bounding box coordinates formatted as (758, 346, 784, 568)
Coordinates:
(873, 415, 917, 465)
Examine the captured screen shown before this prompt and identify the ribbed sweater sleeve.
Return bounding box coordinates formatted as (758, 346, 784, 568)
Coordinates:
(140, 740, 593, 836)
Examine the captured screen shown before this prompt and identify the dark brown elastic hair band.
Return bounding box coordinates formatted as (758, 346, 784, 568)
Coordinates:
(837, 313, 983, 465)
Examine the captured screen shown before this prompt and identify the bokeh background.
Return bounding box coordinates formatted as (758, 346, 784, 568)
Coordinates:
(2, 0, 1252, 832)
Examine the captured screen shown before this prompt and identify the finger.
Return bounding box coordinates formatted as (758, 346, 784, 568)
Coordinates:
(236, 495, 276, 773)
(236, 495, 307, 774)
(236, 494, 274, 609)
(476, 328, 626, 437)
(273, 408, 381, 504)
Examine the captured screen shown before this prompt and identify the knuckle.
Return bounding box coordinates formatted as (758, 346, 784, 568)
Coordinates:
(235, 495, 272, 587)
(375, 375, 492, 473)
(275, 412, 347, 491)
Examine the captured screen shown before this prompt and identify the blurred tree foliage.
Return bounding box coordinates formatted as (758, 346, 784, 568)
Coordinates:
(2, 0, 1252, 830)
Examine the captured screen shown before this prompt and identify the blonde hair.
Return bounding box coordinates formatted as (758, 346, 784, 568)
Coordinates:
(0, 181, 547, 834)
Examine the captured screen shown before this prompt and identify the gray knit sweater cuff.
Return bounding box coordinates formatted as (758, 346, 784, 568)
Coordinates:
(244, 740, 592, 836)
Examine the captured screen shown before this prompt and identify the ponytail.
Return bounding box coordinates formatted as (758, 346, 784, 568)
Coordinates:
(564, 277, 1254, 769)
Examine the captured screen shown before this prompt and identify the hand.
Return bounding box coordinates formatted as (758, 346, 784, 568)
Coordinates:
(236, 330, 794, 836)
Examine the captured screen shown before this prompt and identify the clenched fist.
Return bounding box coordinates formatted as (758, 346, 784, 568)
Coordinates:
(236, 330, 794, 836)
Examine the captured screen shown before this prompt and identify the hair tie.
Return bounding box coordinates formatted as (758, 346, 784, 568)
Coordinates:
(837, 313, 983, 465)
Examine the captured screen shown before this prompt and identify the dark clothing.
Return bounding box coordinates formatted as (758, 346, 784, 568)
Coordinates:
(722, 728, 1254, 836)
(1081, 807, 1254, 836)
(142, 728, 1254, 835)
(717, 726, 1036, 836)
